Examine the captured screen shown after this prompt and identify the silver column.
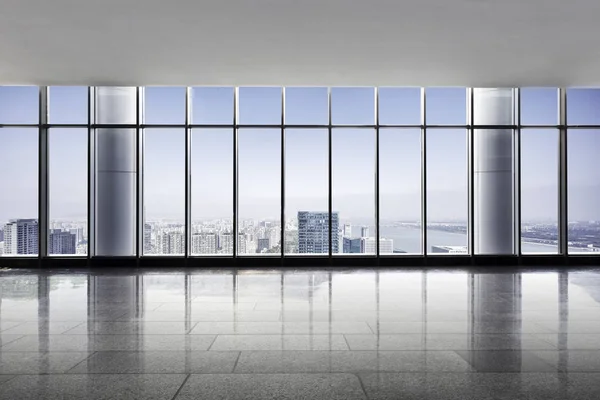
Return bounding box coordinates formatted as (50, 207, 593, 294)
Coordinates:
(473, 88, 515, 254)
(94, 87, 137, 256)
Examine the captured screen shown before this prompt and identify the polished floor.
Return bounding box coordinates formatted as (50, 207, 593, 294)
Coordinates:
(0, 268, 600, 399)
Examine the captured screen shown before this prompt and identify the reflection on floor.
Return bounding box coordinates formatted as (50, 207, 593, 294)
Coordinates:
(0, 268, 600, 398)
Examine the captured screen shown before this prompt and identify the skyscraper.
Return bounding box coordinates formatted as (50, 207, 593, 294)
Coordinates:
(360, 226, 370, 238)
(219, 232, 246, 254)
(158, 231, 184, 254)
(298, 211, 339, 254)
(3, 219, 38, 255)
(49, 231, 77, 254)
(343, 224, 352, 238)
(360, 237, 394, 254)
(143, 223, 152, 254)
(257, 238, 270, 253)
(343, 237, 362, 253)
(192, 233, 217, 254)
(69, 227, 84, 244)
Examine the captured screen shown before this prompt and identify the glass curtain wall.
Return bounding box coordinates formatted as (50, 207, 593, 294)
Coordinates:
(2, 85, 600, 260)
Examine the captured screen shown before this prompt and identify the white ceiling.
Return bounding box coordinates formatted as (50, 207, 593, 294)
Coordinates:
(1, 0, 599, 86)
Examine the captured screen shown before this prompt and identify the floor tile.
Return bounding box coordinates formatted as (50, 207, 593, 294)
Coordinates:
(534, 321, 600, 334)
(234, 350, 472, 373)
(0, 375, 16, 385)
(68, 351, 239, 374)
(210, 334, 349, 351)
(174, 373, 367, 400)
(65, 322, 197, 335)
(0, 334, 25, 348)
(565, 373, 600, 399)
(359, 372, 564, 400)
(0, 374, 186, 400)
(344, 334, 556, 351)
(0, 334, 216, 352)
(532, 350, 600, 372)
(0, 322, 24, 332)
(455, 350, 558, 372)
(0, 352, 92, 374)
(1, 322, 84, 335)
(190, 321, 372, 335)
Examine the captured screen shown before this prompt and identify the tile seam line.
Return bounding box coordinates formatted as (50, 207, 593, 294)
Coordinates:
(169, 373, 191, 400)
(62, 350, 97, 374)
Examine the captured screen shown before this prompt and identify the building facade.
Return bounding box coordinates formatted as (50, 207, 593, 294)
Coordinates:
(298, 212, 339, 254)
(49, 231, 77, 255)
(3, 219, 38, 255)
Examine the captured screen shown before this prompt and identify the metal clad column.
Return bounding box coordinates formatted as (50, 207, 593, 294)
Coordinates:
(474, 88, 515, 254)
(95, 87, 137, 256)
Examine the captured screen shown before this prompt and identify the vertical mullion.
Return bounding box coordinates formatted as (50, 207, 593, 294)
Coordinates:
(185, 87, 191, 259)
(38, 86, 49, 262)
(375, 88, 380, 258)
(328, 88, 333, 259)
(559, 88, 568, 257)
(281, 88, 285, 259)
(136, 87, 143, 260)
(515, 89, 522, 257)
(421, 88, 427, 257)
(233, 88, 238, 258)
(88, 87, 95, 258)
(468, 88, 475, 257)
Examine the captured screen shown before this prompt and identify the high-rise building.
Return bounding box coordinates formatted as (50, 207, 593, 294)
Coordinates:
(0, 228, 4, 242)
(298, 212, 339, 254)
(3, 219, 38, 255)
(159, 231, 184, 254)
(219, 232, 246, 254)
(343, 224, 352, 238)
(431, 245, 468, 254)
(143, 223, 152, 254)
(49, 231, 77, 255)
(343, 237, 362, 253)
(360, 226, 370, 238)
(69, 227, 84, 244)
(192, 233, 217, 254)
(360, 237, 394, 254)
(257, 238, 270, 253)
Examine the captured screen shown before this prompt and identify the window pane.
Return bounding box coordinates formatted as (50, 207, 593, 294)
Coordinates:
(0, 86, 39, 124)
(568, 129, 600, 253)
(49, 129, 87, 255)
(567, 89, 600, 125)
(425, 88, 466, 125)
(333, 128, 375, 254)
(284, 87, 328, 125)
(331, 88, 375, 125)
(49, 86, 88, 124)
(191, 129, 233, 255)
(378, 87, 421, 125)
(238, 87, 281, 125)
(238, 129, 281, 255)
(144, 87, 186, 125)
(0, 128, 38, 256)
(520, 88, 558, 126)
(379, 128, 421, 254)
(285, 129, 328, 254)
(426, 129, 468, 254)
(143, 129, 185, 255)
(192, 87, 234, 125)
(521, 129, 558, 254)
